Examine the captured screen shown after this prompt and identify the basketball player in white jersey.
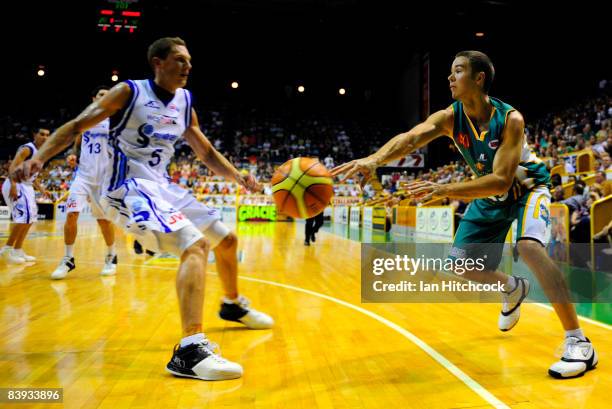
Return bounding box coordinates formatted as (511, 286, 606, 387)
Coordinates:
(51, 86, 118, 279)
(13, 37, 273, 381)
(1, 127, 50, 264)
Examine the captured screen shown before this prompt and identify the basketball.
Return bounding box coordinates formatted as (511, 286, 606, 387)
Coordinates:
(271, 157, 334, 219)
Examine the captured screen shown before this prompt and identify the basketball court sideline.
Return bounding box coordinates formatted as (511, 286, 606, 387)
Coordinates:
(0, 219, 608, 408)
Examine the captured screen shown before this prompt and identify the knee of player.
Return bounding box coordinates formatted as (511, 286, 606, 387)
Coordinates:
(67, 212, 80, 222)
(219, 232, 238, 250)
(184, 237, 210, 258)
(196, 237, 211, 253)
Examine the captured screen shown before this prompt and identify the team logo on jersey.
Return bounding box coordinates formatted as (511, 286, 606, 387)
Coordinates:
(145, 100, 161, 110)
(168, 103, 178, 112)
(139, 123, 155, 137)
(488, 139, 499, 149)
(147, 114, 178, 125)
(456, 132, 470, 148)
(138, 123, 179, 143)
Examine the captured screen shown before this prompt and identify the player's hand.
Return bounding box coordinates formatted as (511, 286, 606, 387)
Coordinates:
(405, 180, 447, 203)
(238, 173, 262, 193)
(9, 185, 18, 201)
(331, 157, 378, 186)
(11, 159, 43, 183)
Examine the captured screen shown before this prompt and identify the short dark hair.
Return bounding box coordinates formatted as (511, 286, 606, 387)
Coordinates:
(455, 50, 495, 93)
(573, 183, 585, 195)
(147, 37, 186, 67)
(31, 123, 50, 135)
(91, 85, 110, 98)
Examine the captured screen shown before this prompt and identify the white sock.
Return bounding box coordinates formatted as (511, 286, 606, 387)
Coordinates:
(223, 296, 240, 304)
(180, 333, 205, 348)
(2, 245, 13, 252)
(65, 245, 74, 258)
(565, 328, 586, 341)
(107, 244, 116, 256)
(503, 276, 517, 294)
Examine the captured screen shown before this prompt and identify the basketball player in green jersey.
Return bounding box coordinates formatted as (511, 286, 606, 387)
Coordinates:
(332, 51, 597, 379)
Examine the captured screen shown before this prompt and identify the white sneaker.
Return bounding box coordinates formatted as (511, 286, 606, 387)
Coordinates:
(219, 295, 274, 329)
(3, 249, 25, 264)
(100, 254, 117, 276)
(549, 337, 598, 379)
(15, 249, 36, 262)
(51, 256, 76, 280)
(166, 339, 243, 380)
(498, 277, 530, 331)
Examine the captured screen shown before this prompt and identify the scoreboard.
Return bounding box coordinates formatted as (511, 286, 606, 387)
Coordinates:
(97, 0, 142, 33)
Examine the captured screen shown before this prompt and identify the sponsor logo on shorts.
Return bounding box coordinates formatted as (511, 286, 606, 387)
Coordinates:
(540, 203, 551, 226)
(168, 212, 186, 225)
(134, 210, 151, 223)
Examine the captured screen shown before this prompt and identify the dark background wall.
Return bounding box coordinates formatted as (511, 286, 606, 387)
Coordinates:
(2, 1, 608, 166)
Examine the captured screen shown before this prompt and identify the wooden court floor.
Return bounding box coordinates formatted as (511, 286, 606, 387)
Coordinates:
(0, 220, 609, 409)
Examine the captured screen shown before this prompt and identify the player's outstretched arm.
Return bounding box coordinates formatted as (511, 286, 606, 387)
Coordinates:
(11, 83, 131, 182)
(184, 108, 261, 192)
(33, 178, 50, 200)
(408, 111, 525, 201)
(7, 146, 31, 199)
(72, 133, 83, 159)
(331, 108, 452, 183)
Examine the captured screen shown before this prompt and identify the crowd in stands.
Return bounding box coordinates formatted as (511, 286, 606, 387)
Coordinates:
(1, 95, 610, 233)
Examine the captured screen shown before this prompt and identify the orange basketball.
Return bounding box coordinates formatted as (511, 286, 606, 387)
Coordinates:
(271, 157, 334, 219)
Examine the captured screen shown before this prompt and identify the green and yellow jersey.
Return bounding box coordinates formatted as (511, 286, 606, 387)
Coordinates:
(450, 96, 549, 204)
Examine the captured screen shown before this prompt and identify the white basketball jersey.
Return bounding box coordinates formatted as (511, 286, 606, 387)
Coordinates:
(19, 142, 39, 185)
(77, 118, 111, 184)
(107, 79, 192, 191)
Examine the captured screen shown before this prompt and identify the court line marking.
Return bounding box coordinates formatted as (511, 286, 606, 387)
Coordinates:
(532, 303, 612, 330)
(234, 275, 510, 409)
(48, 259, 509, 409)
(36, 256, 612, 331)
(325, 231, 612, 331)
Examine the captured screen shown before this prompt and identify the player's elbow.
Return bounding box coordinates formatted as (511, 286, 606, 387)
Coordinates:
(493, 174, 513, 195)
(402, 132, 418, 152)
(71, 119, 88, 135)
